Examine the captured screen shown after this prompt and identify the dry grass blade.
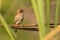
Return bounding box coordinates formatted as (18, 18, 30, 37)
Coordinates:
(44, 25, 60, 40)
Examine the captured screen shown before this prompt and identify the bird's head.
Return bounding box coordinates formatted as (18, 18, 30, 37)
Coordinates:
(17, 9, 24, 13)
(20, 9, 24, 13)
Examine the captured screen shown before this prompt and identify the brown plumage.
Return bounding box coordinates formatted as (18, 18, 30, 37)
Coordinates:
(14, 9, 24, 32)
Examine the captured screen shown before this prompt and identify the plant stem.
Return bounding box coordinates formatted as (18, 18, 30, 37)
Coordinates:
(54, 0, 59, 27)
(31, 0, 45, 40)
(0, 13, 17, 40)
(46, 0, 50, 34)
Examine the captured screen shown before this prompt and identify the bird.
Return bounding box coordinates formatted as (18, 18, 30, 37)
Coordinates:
(13, 9, 24, 32)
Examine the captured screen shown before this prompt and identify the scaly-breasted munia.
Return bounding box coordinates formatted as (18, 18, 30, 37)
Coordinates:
(14, 9, 24, 32)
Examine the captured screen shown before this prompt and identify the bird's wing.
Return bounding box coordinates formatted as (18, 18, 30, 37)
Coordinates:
(21, 14, 24, 22)
(14, 14, 23, 25)
(14, 15, 20, 24)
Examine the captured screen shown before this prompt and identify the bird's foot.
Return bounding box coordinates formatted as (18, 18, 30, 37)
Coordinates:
(15, 30, 17, 32)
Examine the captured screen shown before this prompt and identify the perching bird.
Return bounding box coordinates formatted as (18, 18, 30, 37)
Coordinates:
(14, 9, 24, 32)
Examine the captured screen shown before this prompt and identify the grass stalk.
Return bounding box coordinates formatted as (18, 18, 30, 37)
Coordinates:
(54, 0, 60, 40)
(46, 0, 50, 34)
(0, 0, 3, 9)
(0, 13, 17, 40)
(31, 0, 45, 40)
(54, 0, 59, 27)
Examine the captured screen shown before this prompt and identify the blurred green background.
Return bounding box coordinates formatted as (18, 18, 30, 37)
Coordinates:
(0, 0, 60, 40)
(0, 0, 39, 40)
